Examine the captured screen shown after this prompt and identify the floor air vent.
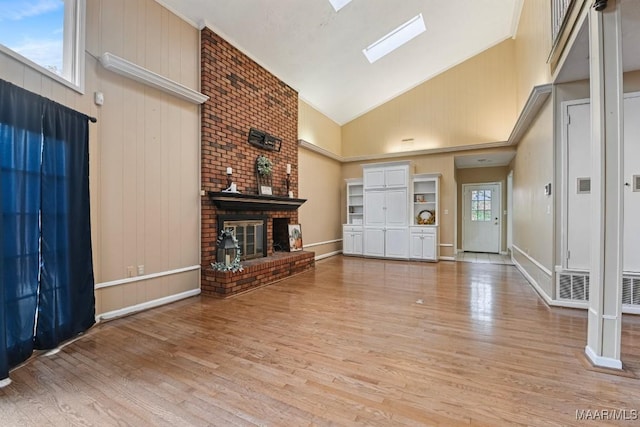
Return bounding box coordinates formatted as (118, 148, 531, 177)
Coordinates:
(622, 275, 640, 306)
(557, 272, 590, 301)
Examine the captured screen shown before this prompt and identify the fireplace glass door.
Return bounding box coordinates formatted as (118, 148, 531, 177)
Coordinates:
(223, 220, 264, 260)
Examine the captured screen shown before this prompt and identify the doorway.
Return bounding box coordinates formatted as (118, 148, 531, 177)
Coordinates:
(462, 183, 502, 253)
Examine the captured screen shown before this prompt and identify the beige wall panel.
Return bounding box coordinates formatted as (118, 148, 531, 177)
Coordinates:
(341, 40, 518, 158)
(298, 149, 343, 257)
(456, 165, 510, 251)
(169, 271, 200, 295)
(0, 0, 201, 316)
(512, 99, 554, 275)
(514, 0, 552, 112)
(299, 100, 342, 155)
(513, 250, 552, 296)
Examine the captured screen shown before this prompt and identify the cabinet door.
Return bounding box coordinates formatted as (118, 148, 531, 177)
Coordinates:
(343, 232, 354, 255)
(410, 233, 424, 259)
(385, 167, 407, 188)
(422, 232, 436, 260)
(385, 228, 409, 258)
(364, 228, 385, 257)
(364, 168, 385, 189)
(364, 191, 386, 226)
(353, 232, 363, 255)
(385, 189, 408, 226)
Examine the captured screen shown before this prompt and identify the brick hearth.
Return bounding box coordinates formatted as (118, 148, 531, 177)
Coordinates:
(200, 27, 314, 296)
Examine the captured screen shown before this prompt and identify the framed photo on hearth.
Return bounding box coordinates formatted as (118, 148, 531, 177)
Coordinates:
(288, 224, 303, 251)
(259, 185, 273, 195)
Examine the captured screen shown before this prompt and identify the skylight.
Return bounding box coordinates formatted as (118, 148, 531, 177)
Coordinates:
(328, 0, 352, 12)
(363, 13, 426, 63)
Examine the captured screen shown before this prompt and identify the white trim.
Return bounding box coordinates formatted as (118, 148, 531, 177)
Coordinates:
(153, 0, 203, 29)
(316, 250, 342, 261)
(95, 265, 201, 290)
(304, 239, 343, 248)
(507, 84, 552, 145)
(585, 345, 623, 370)
(99, 53, 209, 104)
(439, 256, 455, 261)
(97, 289, 201, 322)
(0, 378, 12, 388)
(510, 0, 525, 39)
(511, 245, 553, 276)
(500, 251, 508, 256)
(298, 139, 343, 161)
(511, 253, 554, 306)
(345, 141, 511, 163)
(439, 243, 454, 247)
(623, 304, 640, 315)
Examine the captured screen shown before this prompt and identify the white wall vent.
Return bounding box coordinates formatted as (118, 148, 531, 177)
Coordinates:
(557, 271, 590, 301)
(622, 275, 640, 306)
(577, 177, 591, 194)
(633, 175, 640, 192)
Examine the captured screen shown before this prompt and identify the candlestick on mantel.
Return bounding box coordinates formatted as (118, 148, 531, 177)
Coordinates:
(286, 163, 291, 175)
(226, 167, 233, 189)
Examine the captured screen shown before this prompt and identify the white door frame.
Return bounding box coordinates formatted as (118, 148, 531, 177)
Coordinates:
(507, 171, 513, 255)
(462, 182, 503, 253)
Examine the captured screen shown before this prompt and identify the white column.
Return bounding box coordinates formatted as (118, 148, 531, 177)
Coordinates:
(586, 0, 624, 370)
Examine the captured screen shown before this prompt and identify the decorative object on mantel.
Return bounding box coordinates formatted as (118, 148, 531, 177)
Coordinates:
(256, 155, 273, 195)
(285, 163, 292, 197)
(248, 127, 282, 152)
(211, 229, 243, 273)
(288, 224, 303, 251)
(222, 167, 239, 193)
(416, 209, 436, 225)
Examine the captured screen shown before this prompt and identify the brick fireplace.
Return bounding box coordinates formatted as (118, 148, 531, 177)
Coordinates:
(200, 28, 314, 297)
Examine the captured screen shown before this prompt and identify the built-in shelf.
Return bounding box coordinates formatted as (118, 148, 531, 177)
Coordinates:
(208, 191, 306, 211)
(99, 52, 209, 104)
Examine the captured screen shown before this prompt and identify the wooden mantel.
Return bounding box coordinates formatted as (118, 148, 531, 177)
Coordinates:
(208, 191, 307, 211)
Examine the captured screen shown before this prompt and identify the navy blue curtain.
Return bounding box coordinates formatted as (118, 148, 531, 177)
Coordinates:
(36, 100, 95, 349)
(0, 79, 95, 383)
(0, 82, 43, 381)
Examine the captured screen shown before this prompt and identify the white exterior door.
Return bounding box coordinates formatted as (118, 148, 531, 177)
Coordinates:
(463, 183, 501, 253)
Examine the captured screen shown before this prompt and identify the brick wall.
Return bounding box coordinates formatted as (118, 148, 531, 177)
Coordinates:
(201, 27, 300, 270)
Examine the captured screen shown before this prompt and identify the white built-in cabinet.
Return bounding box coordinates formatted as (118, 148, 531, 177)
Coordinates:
(410, 174, 440, 261)
(363, 162, 410, 258)
(342, 162, 440, 261)
(343, 179, 364, 256)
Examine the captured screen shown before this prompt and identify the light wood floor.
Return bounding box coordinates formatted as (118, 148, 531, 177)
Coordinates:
(2, 256, 640, 426)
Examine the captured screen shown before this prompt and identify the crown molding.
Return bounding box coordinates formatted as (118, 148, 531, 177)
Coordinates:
(507, 84, 553, 145)
(99, 52, 209, 104)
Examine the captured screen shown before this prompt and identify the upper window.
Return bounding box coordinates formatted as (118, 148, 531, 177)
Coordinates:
(471, 190, 492, 222)
(0, 0, 85, 92)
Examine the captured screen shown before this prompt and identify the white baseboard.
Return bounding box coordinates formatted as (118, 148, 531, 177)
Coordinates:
(97, 288, 201, 322)
(316, 250, 342, 261)
(439, 256, 455, 261)
(585, 345, 623, 370)
(305, 239, 342, 249)
(512, 255, 553, 306)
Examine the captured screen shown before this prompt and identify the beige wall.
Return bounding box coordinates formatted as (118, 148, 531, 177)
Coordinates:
(512, 98, 554, 296)
(298, 101, 343, 257)
(341, 40, 518, 158)
(299, 100, 342, 156)
(0, 0, 201, 316)
(455, 166, 510, 252)
(514, 0, 552, 112)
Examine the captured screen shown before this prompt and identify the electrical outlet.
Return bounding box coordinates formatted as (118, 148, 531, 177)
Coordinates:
(137, 265, 144, 276)
(127, 266, 134, 277)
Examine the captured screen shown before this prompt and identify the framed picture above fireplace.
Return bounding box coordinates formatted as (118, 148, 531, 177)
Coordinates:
(288, 224, 303, 251)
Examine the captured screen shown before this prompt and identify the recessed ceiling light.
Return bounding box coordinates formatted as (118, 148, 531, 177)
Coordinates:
(363, 14, 426, 63)
(328, 0, 352, 12)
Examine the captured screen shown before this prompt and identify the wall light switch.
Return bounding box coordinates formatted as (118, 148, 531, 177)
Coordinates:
(444, 209, 449, 215)
(137, 265, 144, 276)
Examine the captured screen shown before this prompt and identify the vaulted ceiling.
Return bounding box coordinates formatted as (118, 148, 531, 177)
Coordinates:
(156, 0, 524, 125)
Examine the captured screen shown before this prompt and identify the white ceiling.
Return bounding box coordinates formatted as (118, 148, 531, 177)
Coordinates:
(156, 0, 523, 125)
